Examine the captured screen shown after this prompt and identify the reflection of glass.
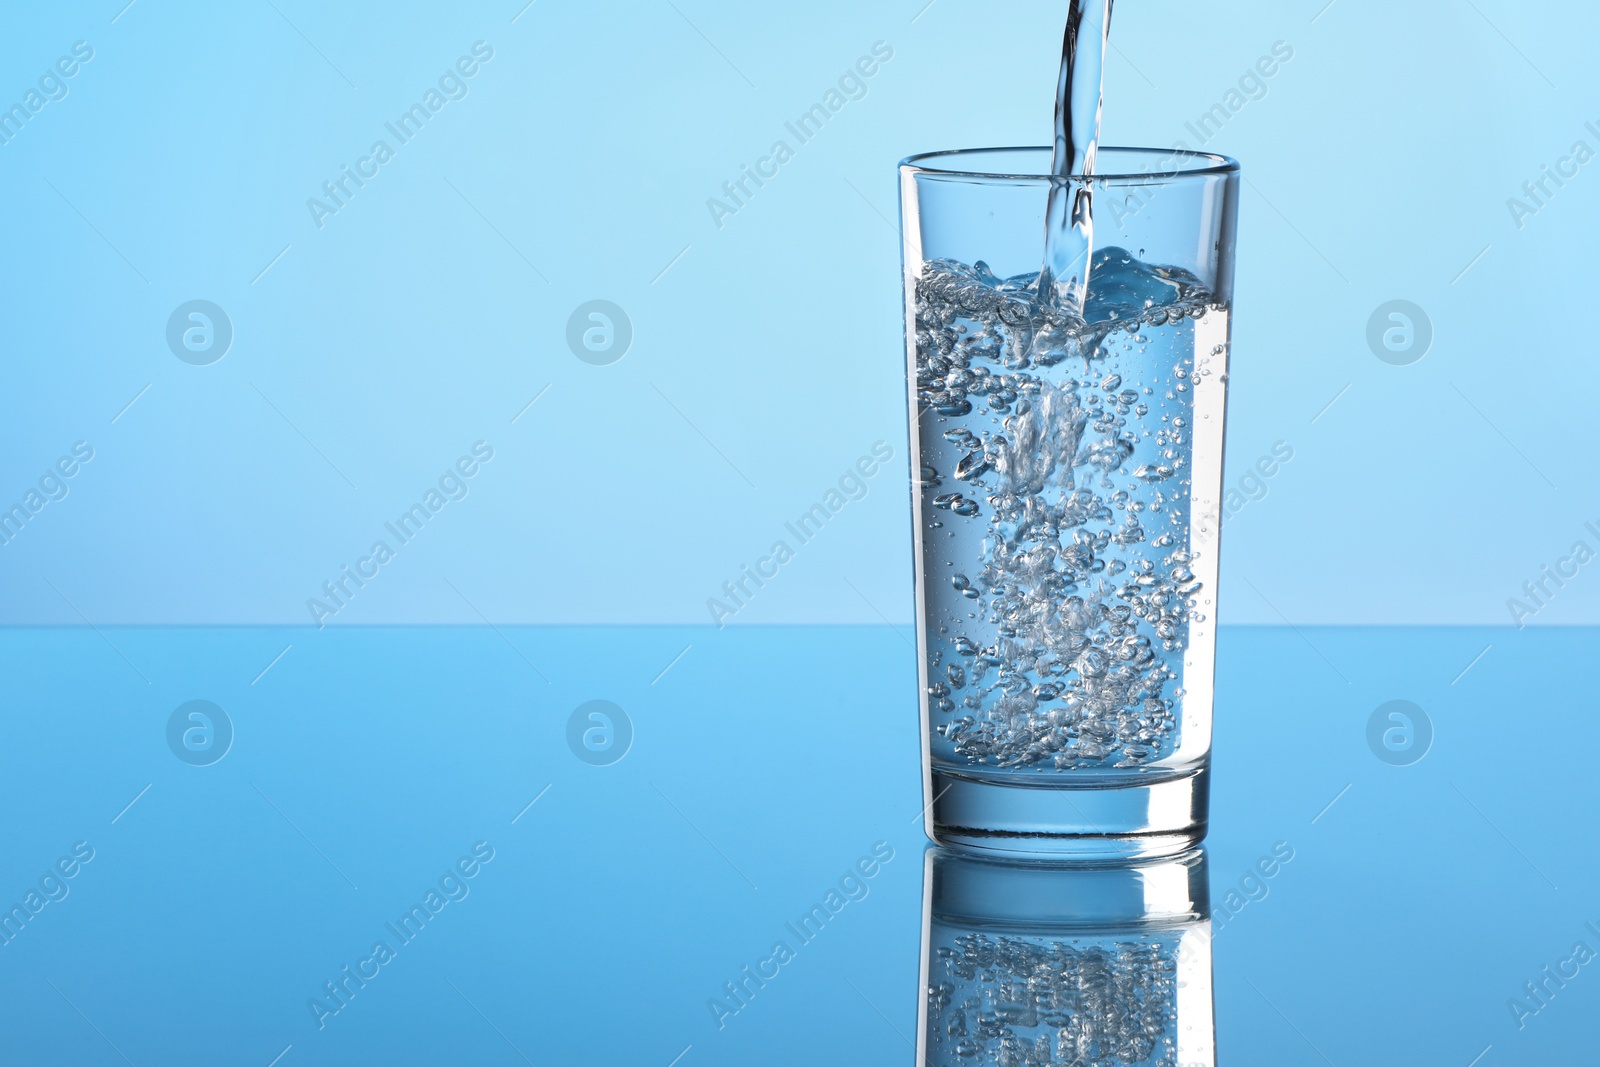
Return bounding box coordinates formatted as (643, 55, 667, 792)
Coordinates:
(918, 847, 1214, 1066)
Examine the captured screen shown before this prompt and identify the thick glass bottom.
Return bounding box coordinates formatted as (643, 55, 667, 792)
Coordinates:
(929, 763, 1209, 860)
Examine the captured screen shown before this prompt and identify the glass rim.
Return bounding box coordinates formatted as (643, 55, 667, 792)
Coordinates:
(899, 145, 1240, 183)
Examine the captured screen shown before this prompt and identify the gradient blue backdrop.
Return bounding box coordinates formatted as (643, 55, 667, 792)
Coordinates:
(1, 0, 1595, 626)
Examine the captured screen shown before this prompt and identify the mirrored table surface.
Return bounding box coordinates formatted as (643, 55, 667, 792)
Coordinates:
(0, 624, 1593, 1064)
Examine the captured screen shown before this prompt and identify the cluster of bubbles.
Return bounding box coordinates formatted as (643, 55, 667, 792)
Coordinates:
(925, 933, 1179, 1067)
(914, 250, 1220, 771)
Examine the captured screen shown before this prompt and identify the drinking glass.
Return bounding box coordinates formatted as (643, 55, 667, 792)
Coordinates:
(899, 147, 1240, 856)
(918, 847, 1216, 1065)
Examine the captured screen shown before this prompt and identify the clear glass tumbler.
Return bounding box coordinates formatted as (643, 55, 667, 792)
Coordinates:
(900, 147, 1240, 857)
(918, 847, 1216, 1066)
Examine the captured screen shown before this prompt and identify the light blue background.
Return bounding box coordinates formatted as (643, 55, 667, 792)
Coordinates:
(1, 0, 1596, 625)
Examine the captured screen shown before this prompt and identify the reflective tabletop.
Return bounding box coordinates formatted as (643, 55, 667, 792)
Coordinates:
(1, 624, 1593, 1064)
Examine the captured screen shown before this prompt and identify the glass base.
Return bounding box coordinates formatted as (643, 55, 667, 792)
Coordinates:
(929, 764, 1209, 860)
